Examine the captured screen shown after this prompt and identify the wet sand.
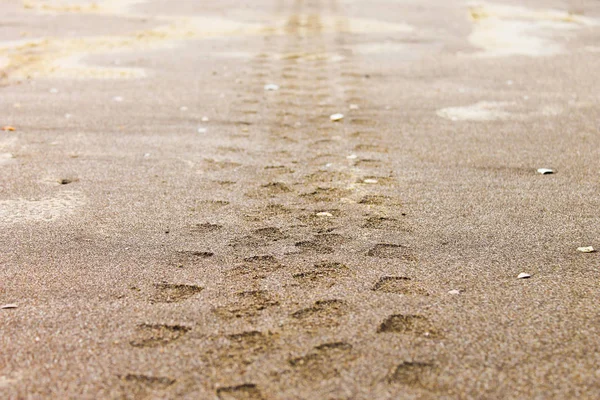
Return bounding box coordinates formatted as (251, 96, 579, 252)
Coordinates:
(2, 0, 600, 399)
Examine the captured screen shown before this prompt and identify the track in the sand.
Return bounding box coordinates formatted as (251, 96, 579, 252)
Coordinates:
(119, 1, 444, 398)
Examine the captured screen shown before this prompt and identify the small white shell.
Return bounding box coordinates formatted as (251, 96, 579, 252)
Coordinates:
(1, 304, 18, 309)
(264, 84, 280, 91)
(577, 246, 596, 253)
(448, 289, 461, 295)
(363, 179, 378, 184)
(537, 168, 554, 175)
(197, 127, 208, 133)
(346, 154, 358, 160)
(330, 113, 344, 121)
(517, 273, 531, 279)
(316, 212, 333, 217)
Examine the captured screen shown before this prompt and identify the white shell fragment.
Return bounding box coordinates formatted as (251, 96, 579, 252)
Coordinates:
(197, 127, 207, 133)
(346, 154, 358, 160)
(264, 84, 280, 91)
(316, 212, 333, 217)
(577, 246, 596, 253)
(517, 273, 531, 279)
(201, 116, 209, 122)
(363, 179, 378, 184)
(113, 96, 124, 102)
(448, 289, 461, 295)
(330, 113, 344, 121)
(1, 304, 17, 309)
(537, 168, 554, 175)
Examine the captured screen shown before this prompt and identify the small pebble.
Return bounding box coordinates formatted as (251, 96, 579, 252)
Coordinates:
(448, 289, 461, 295)
(330, 113, 344, 121)
(517, 273, 531, 279)
(198, 127, 208, 134)
(2, 126, 16, 131)
(316, 212, 333, 217)
(537, 168, 554, 175)
(363, 179, 378, 184)
(1, 304, 17, 309)
(264, 84, 279, 91)
(577, 246, 596, 253)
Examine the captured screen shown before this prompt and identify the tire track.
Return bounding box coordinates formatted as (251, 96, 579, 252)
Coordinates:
(165, 0, 442, 397)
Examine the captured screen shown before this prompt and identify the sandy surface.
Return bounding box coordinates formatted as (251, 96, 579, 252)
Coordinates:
(2, 0, 600, 399)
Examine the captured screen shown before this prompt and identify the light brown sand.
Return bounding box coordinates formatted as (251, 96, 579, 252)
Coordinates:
(2, 0, 600, 399)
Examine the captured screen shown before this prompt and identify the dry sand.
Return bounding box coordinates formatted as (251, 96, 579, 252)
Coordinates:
(1, 0, 600, 399)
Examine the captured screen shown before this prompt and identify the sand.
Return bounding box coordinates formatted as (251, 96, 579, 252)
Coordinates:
(1, 0, 600, 399)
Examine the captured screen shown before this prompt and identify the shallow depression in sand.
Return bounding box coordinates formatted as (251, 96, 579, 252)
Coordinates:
(467, 2, 598, 57)
(436, 101, 513, 121)
(0, 153, 15, 165)
(0, 191, 86, 224)
(0, 16, 257, 81)
(436, 100, 568, 122)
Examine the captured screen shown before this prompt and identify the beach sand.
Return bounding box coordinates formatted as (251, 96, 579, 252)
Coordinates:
(1, 0, 600, 398)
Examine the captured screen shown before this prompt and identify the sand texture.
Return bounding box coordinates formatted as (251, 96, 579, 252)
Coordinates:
(2, 0, 600, 399)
